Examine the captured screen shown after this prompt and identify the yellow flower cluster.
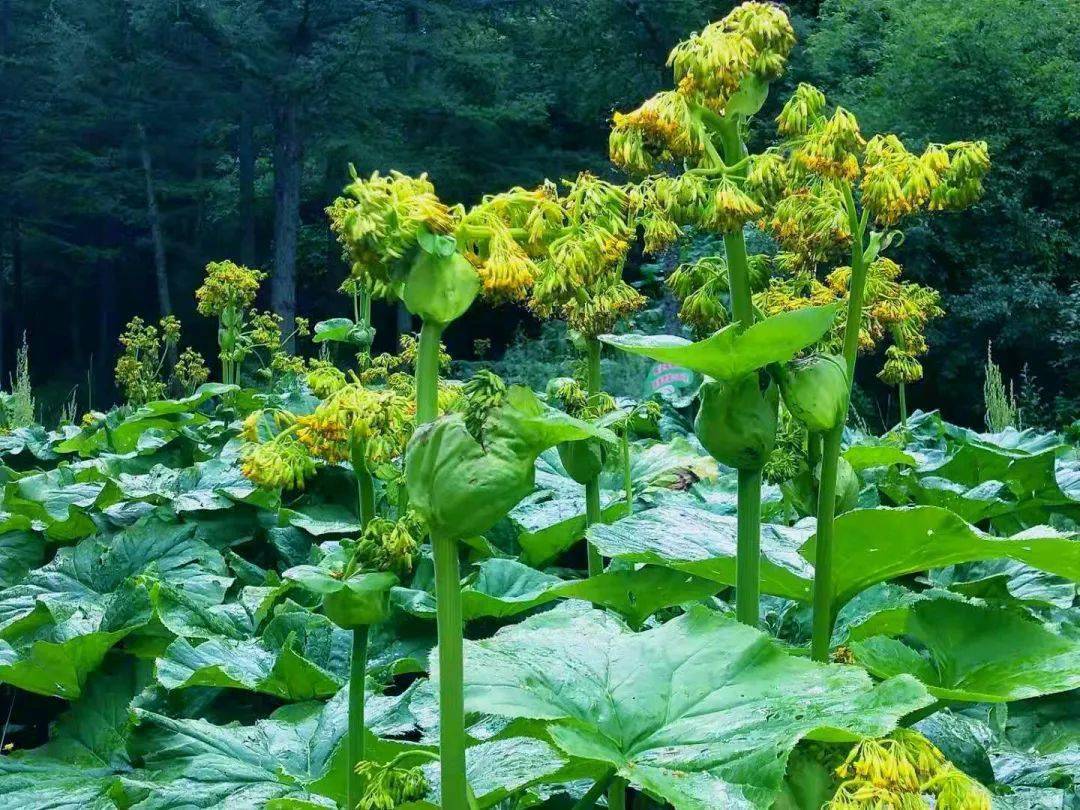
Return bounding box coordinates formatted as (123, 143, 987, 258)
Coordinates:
(546, 377, 616, 421)
(527, 174, 646, 336)
(669, 2, 794, 107)
(114, 316, 207, 404)
(827, 729, 990, 809)
(329, 169, 457, 289)
(459, 184, 564, 302)
(305, 358, 348, 398)
(196, 260, 264, 317)
(611, 2, 793, 172)
(929, 141, 991, 212)
(769, 85, 990, 262)
(879, 345, 924, 385)
(240, 436, 316, 491)
(354, 513, 423, 578)
(668, 256, 732, 337)
(766, 184, 852, 272)
(776, 83, 827, 137)
(295, 381, 414, 466)
(173, 347, 209, 392)
(793, 107, 866, 181)
(457, 369, 508, 440)
(826, 258, 943, 358)
(610, 91, 703, 174)
(354, 759, 428, 810)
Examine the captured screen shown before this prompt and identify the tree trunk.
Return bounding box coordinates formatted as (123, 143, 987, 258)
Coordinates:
(11, 217, 22, 353)
(272, 96, 301, 350)
(395, 3, 422, 344)
(0, 221, 6, 384)
(238, 81, 256, 266)
(97, 259, 117, 405)
(137, 123, 173, 320)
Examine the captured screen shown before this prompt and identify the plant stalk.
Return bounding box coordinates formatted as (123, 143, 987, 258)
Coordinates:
(898, 381, 908, 427)
(584, 336, 604, 577)
(811, 183, 868, 661)
(347, 625, 369, 810)
(432, 531, 467, 810)
(416, 317, 467, 810)
(718, 116, 764, 628)
(735, 469, 762, 625)
(415, 320, 443, 424)
(621, 426, 633, 514)
(571, 771, 617, 810)
(346, 446, 376, 805)
(608, 777, 628, 810)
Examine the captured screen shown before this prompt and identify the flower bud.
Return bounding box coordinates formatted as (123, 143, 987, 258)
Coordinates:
(400, 243, 480, 326)
(777, 353, 849, 432)
(694, 374, 778, 471)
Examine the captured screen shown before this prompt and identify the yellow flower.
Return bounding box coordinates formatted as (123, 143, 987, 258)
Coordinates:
(475, 226, 538, 302)
(329, 170, 457, 290)
(609, 91, 703, 173)
(703, 178, 763, 233)
(296, 382, 414, 466)
(777, 83, 827, 137)
(196, 260, 264, 317)
(306, 359, 348, 398)
(240, 438, 316, 491)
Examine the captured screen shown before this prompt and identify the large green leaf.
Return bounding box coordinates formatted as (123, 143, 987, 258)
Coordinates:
(587, 503, 816, 601)
(457, 604, 930, 809)
(0, 518, 232, 697)
(882, 413, 1080, 531)
(851, 599, 1080, 702)
(155, 610, 348, 700)
(599, 305, 836, 381)
(393, 558, 718, 626)
(590, 504, 1080, 612)
(512, 453, 627, 566)
(0, 659, 146, 808)
(410, 738, 573, 809)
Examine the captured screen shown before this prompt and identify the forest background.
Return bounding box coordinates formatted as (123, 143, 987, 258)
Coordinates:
(1, 0, 1076, 428)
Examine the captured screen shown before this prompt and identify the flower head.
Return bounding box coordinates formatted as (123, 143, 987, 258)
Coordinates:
(329, 169, 457, 291)
(240, 437, 315, 490)
(196, 260, 264, 317)
(296, 381, 414, 466)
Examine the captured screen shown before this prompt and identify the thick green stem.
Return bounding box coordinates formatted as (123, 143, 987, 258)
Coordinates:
(608, 778, 628, 810)
(585, 479, 603, 576)
(571, 771, 616, 810)
(416, 320, 443, 424)
(352, 448, 376, 530)
(416, 317, 467, 810)
(898, 382, 908, 427)
(347, 625, 369, 810)
(718, 117, 764, 628)
(735, 469, 762, 626)
(584, 337, 604, 577)
(810, 427, 843, 661)
(432, 531, 467, 810)
(811, 183, 867, 661)
(621, 427, 633, 515)
(345, 448, 376, 805)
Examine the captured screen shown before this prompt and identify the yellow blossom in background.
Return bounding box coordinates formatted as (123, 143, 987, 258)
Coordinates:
(777, 83, 827, 137)
(527, 173, 644, 336)
(306, 359, 348, 398)
(196, 260, 264, 317)
(354, 513, 423, 577)
(173, 347, 209, 393)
